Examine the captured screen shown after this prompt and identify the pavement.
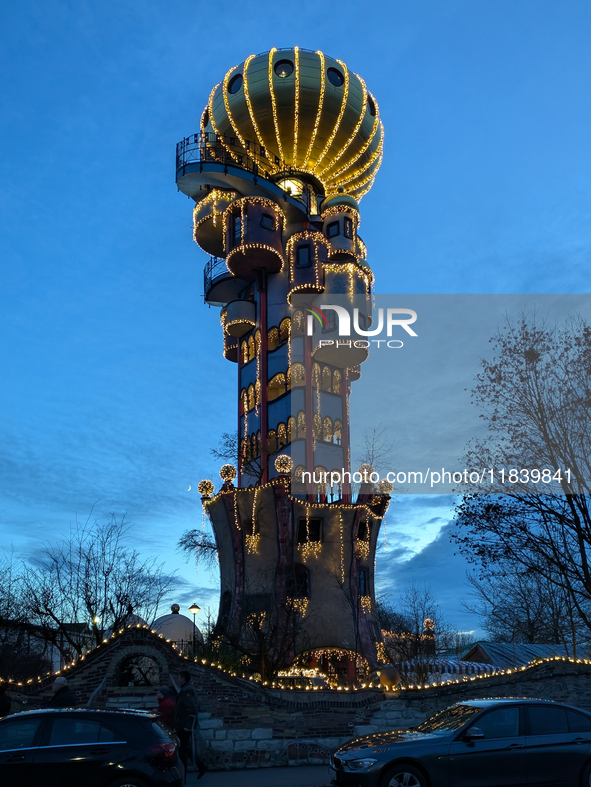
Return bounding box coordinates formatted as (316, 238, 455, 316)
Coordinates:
(186, 765, 332, 786)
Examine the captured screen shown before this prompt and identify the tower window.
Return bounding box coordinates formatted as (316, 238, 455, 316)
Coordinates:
(228, 73, 243, 94)
(322, 311, 337, 332)
(233, 215, 241, 244)
(367, 95, 376, 117)
(326, 221, 339, 239)
(297, 518, 322, 544)
(296, 244, 312, 268)
(274, 59, 294, 78)
(357, 568, 369, 596)
(327, 67, 344, 87)
(344, 217, 353, 239)
(260, 213, 275, 230)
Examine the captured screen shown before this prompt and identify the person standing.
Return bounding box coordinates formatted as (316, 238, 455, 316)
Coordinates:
(48, 677, 76, 707)
(175, 670, 206, 781)
(156, 686, 176, 730)
(0, 683, 11, 718)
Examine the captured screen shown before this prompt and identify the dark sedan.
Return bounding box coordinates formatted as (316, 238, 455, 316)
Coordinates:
(0, 707, 182, 787)
(330, 698, 591, 787)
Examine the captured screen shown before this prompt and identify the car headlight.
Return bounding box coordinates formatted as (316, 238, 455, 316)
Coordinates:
(347, 758, 378, 771)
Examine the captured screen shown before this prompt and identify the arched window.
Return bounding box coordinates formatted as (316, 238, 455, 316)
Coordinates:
(241, 341, 248, 364)
(314, 465, 328, 494)
(334, 419, 343, 445)
(288, 363, 305, 387)
(245, 437, 252, 460)
(255, 330, 261, 354)
(117, 654, 161, 687)
(297, 412, 306, 439)
(268, 373, 287, 401)
(292, 310, 305, 335)
(268, 327, 279, 351)
(333, 369, 342, 394)
(248, 336, 255, 361)
(279, 318, 291, 344)
(240, 388, 247, 413)
(277, 422, 287, 449)
(248, 384, 255, 412)
(294, 464, 305, 483)
(323, 416, 333, 443)
(322, 366, 332, 391)
(240, 438, 247, 461)
(287, 416, 296, 443)
(267, 429, 277, 454)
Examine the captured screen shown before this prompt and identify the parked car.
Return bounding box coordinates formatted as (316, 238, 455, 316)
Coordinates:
(0, 707, 183, 787)
(330, 698, 591, 787)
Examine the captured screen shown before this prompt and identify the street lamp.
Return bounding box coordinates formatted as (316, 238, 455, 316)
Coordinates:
(188, 603, 200, 654)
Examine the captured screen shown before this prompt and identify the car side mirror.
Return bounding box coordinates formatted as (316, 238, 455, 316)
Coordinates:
(463, 727, 485, 741)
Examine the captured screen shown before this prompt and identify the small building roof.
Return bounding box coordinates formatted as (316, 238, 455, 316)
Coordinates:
(153, 604, 203, 644)
(461, 642, 571, 669)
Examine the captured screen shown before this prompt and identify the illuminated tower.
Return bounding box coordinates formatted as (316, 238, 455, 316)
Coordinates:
(176, 48, 389, 675)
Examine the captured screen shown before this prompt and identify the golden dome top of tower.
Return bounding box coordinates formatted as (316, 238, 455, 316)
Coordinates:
(202, 48, 383, 201)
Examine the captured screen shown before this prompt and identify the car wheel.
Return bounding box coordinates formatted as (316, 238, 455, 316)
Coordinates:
(380, 763, 427, 787)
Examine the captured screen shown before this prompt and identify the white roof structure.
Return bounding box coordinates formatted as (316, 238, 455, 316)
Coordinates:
(153, 604, 203, 644)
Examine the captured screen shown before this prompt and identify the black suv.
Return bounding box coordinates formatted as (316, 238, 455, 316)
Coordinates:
(0, 708, 182, 787)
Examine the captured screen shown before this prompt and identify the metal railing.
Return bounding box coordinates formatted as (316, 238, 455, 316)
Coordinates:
(203, 256, 229, 296)
(176, 131, 317, 213)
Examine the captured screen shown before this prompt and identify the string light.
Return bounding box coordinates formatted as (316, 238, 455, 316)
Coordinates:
(326, 110, 381, 184)
(287, 597, 309, 616)
(318, 74, 367, 178)
(242, 54, 267, 150)
(359, 595, 372, 614)
(197, 480, 215, 497)
(292, 46, 300, 167)
(267, 48, 284, 162)
(301, 50, 325, 170)
(315, 59, 350, 170)
(220, 464, 237, 482)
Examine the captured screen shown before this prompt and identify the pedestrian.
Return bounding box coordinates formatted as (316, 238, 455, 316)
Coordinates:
(156, 686, 176, 730)
(0, 683, 11, 718)
(48, 677, 76, 707)
(175, 670, 207, 781)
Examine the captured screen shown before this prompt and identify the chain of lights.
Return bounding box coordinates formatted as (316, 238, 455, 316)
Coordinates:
(318, 75, 368, 178)
(226, 243, 284, 271)
(274, 454, 293, 474)
(301, 50, 326, 170)
(312, 363, 320, 451)
(193, 189, 238, 238)
(206, 83, 241, 166)
(242, 54, 267, 151)
(332, 149, 383, 201)
(286, 597, 309, 616)
(315, 59, 350, 170)
(292, 46, 300, 167)
(267, 48, 284, 162)
(220, 464, 237, 482)
(242, 390, 249, 467)
(338, 511, 345, 583)
(327, 135, 383, 194)
(286, 231, 327, 282)
(286, 282, 325, 304)
(10, 623, 589, 693)
(197, 479, 215, 497)
(323, 262, 373, 296)
(255, 331, 261, 417)
(247, 612, 266, 627)
(326, 110, 381, 184)
(356, 537, 370, 560)
(360, 595, 372, 614)
(320, 204, 360, 224)
(232, 489, 242, 532)
(223, 66, 251, 154)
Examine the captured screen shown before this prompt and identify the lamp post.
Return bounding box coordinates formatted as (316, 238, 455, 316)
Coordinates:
(188, 603, 200, 655)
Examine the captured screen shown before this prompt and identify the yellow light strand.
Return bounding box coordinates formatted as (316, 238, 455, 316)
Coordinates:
(314, 59, 349, 171)
(301, 51, 325, 170)
(325, 105, 381, 184)
(242, 54, 267, 150)
(318, 75, 367, 177)
(268, 48, 284, 163)
(223, 65, 251, 154)
(207, 81, 240, 164)
(292, 46, 300, 167)
(326, 126, 384, 192)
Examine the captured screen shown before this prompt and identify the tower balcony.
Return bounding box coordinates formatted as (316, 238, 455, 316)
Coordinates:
(223, 298, 256, 338)
(203, 256, 248, 307)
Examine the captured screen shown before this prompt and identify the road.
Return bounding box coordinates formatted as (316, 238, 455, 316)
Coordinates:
(187, 765, 332, 786)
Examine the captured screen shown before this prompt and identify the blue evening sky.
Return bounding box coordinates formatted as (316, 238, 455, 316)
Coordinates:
(1, 1, 590, 636)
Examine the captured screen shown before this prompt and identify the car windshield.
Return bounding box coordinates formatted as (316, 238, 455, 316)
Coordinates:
(416, 704, 483, 734)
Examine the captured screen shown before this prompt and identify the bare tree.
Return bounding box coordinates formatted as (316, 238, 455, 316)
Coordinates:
(376, 583, 461, 684)
(356, 423, 394, 476)
(19, 514, 174, 659)
(452, 312, 591, 640)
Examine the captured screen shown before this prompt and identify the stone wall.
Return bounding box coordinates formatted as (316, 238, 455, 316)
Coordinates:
(8, 629, 591, 770)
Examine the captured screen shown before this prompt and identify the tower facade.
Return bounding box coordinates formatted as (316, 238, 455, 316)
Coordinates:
(177, 48, 389, 676)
